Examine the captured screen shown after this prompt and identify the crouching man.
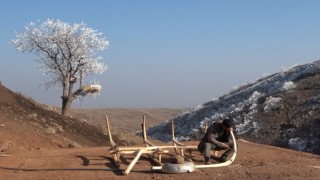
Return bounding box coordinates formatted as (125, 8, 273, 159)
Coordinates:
(198, 118, 235, 164)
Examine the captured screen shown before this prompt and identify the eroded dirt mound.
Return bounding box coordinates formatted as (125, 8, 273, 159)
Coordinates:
(0, 84, 107, 153)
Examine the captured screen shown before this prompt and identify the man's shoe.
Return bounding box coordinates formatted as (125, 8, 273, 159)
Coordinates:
(220, 155, 228, 162)
(205, 159, 213, 165)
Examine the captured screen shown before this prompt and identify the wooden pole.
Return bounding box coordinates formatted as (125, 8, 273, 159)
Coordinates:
(171, 120, 185, 156)
(141, 114, 156, 147)
(105, 115, 116, 147)
(171, 120, 175, 144)
(204, 121, 208, 133)
(0, 154, 12, 157)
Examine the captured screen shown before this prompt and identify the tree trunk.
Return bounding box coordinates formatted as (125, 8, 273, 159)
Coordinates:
(61, 80, 75, 116)
(61, 96, 72, 116)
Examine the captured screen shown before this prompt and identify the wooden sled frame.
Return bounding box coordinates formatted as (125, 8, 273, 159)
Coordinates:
(106, 114, 169, 175)
(106, 114, 238, 175)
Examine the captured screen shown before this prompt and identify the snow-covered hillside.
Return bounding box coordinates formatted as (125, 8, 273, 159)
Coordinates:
(147, 60, 320, 154)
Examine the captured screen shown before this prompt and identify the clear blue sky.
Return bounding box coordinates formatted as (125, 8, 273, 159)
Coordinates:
(1, 0, 320, 108)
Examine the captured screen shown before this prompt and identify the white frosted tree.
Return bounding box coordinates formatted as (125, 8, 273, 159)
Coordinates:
(11, 19, 109, 116)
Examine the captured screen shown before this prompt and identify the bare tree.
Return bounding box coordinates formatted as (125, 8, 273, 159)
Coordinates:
(11, 19, 109, 116)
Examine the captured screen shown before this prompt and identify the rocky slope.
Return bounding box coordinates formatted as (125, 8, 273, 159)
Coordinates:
(148, 60, 320, 155)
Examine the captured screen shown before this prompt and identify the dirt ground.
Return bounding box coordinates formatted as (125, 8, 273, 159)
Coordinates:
(1, 140, 320, 180)
(1, 84, 320, 179)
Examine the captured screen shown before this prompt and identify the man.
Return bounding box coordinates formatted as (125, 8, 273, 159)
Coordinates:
(198, 118, 235, 164)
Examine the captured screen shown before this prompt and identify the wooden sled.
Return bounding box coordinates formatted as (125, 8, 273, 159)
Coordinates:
(106, 114, 169, 175)
(106, 115, 238, 175)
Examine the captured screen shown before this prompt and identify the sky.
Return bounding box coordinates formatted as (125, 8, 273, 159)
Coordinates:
(1, 0, 320, 108)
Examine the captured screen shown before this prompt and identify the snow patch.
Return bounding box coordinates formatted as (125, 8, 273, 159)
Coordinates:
(236, 118, 252, 135)
(263, 96, 281, 112)
(249, 91, 262, 101)
(252, 121, 260, 134)
(282, 81, 296, 90)
(288, 137, 307, 151)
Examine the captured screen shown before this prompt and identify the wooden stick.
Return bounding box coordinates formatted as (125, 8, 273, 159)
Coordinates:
(124, 147, 153, 175)
(171, 120, 199, 158)
(110, 149, 169, 155)
(204, 121, 208, 133)
(171, 120, 175, 144)
(171, 120, 185, 156)
(117, 147, 148, 150)
(141, 114, 156, 147)
(105, 115, 116, 148)
(105, 114, 122, 167)
(142, 114, 164, 163)
(0, 154, 12, 157)
(142, 114, 147, 142)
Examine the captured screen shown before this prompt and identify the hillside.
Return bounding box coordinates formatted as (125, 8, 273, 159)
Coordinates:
(0, 83, 108, 152)
(148, 60, 320, 155)
(0, 83, 183, 151)
(0, 83, 320, 179)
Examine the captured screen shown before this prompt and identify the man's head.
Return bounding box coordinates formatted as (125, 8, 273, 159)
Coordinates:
(222, 118, 233, 129)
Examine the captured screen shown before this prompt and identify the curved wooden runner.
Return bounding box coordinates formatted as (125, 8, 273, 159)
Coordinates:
(151, 131, 238, 171)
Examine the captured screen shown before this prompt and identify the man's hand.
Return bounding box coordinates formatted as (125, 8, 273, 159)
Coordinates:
(221, 143, 230, 149)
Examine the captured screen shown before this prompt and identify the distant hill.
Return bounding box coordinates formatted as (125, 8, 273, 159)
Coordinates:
(148, 60, 320, 155)
(70, 108, 186, 134)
